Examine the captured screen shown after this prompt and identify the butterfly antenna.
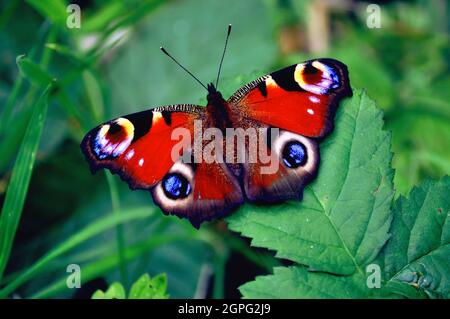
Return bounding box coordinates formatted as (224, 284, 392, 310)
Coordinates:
(160, 46, 208, 91)
(215, 24, 232, 89)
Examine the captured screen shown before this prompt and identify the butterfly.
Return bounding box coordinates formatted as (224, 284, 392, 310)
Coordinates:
(81, 26, 352, 228)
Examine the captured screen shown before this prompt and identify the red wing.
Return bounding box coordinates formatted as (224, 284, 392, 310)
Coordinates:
(81, 105, 202, 189)
(81, 105, 244, 228)
(237, 123, 320, 202)
(152, 159, 243, 228)
(229, 58, 352, 138)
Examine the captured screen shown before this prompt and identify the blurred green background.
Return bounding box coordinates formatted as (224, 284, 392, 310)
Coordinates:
(0, 0, 448, 298)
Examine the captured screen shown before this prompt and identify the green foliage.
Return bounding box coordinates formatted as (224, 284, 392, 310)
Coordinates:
(382, 177, 450, 298)
(228, 91, 393, 275)
(236, 177, 449, 299)
(0, 207, 156, 298)
(16, 55, 54, 88)
(92, 282, 126, 299)
(92, 273, 169, 299)
(232, 150, 449, 298)
(0, 0, 448, 299)
(128, 273, 169, 299)
(0, 84, 52, 280)
(25, 0, 67, 26)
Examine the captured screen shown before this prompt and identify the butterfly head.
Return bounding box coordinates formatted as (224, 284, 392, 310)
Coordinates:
(206, 82, 223, 101)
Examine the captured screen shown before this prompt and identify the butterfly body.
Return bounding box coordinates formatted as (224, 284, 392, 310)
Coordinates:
(205, 84, 235, 132)
(81, 58, 352, 227)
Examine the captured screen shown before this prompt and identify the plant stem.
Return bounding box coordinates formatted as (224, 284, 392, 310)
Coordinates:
(105, 172, 128, 289)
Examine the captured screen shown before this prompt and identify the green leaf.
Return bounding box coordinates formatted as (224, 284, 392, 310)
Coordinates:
(129, 273, 169, 299)
(240, 265, 428, 299)
(91, 273, 169, 299)
(240, 266, 366, 299)
(382, 177, 450, 298)
(92, 282, 126, 299)
(238, 177, 449, 299)
(0, 85, 52, 281)
(30, 235, 185, 298)
(16, 55, 54, 87)
(227, 90, 394, 275)
(0, 207, 156, 298)
(26, 0, 67, 26)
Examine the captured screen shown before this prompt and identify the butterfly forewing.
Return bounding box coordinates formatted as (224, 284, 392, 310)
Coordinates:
(228, 58, 352, 138)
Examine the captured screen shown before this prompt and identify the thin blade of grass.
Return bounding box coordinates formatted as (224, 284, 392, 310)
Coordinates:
(16, 55, 54, 87)
(0, 23, 55, 135)
(0, 27, 57, 172)
(30, 234, 188, 298)
(0, 207, 156, 298)
(105, 172, 128, 289)
(0, 84, 53, 281)
(0, 0, 20, 29)
(0, 74, 24, 135)
(25, 0, 67, 26)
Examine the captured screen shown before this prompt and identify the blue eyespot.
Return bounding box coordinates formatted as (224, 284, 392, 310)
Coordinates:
(330, 70, 340, 89)
(162, 173, 191, 200)
(282, 141, 307, 168)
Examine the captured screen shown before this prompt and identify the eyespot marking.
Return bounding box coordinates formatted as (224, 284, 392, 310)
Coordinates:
(162, 173, 192, 200)
(294, 61, 340, 94)
(282, 141, 307, 168)
(93, 118, 134, 159)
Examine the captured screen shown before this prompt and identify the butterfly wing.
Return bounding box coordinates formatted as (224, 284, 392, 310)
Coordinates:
(151, 155, 243, 228)
(230, 120, 320, 203)
(229, 58, 352, 138)
(81, 105, 243, 227)
(81, 105, 202, 189)
(228, 58, 351, 202)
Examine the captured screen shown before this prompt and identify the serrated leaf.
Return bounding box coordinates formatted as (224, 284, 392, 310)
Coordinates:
(227, 90, 394, 275)
(383, 177, 450, 298)
(239, 264, 425, 299)
(92, 282, 126, 299)
(239, 177, 449, 299)
(240, 266, 367, 299)
(129, 273, 169, 299)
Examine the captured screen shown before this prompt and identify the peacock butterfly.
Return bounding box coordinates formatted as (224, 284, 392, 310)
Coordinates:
(81, 25, 352, 228)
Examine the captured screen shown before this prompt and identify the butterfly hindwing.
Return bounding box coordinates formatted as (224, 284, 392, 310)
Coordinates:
(152, 157, 244, 228)
(245, 127, 319, 202)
